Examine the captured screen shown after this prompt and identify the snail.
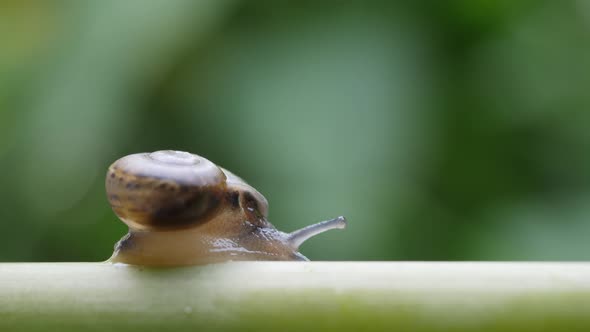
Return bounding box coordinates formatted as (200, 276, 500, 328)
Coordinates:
(106, 150, 347, 266)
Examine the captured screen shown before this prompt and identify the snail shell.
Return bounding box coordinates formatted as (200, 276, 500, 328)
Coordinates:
(106, 150, 346, 266)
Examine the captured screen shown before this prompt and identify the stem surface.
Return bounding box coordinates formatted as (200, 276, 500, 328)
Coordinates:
(1, 262, 590, 331)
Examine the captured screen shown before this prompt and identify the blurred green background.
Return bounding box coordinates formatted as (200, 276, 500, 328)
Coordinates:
(1, 0, 589, 262)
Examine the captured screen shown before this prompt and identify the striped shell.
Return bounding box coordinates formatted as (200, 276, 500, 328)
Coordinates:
(106, 150, 227, 231)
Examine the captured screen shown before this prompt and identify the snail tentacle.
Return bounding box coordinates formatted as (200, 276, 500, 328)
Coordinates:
(286, 216, 347, 249)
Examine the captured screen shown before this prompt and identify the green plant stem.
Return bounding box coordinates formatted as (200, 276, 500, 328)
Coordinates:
(1, 262, 590, 331)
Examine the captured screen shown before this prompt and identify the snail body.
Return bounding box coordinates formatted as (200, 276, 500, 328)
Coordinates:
(106, 150, 346, 266)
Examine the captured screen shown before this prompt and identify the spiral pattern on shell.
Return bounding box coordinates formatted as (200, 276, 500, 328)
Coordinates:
(106, 150, 227, 231)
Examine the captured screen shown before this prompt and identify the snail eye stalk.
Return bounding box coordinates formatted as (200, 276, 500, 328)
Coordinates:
(286, 216, 347, 249)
